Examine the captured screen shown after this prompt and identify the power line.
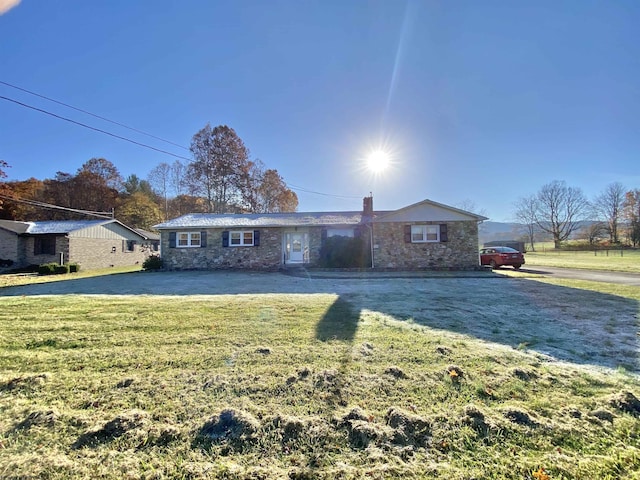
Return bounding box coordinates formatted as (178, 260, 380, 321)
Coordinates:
(0, 80, 189, 151)
(0, 95, 191, 161)
(0, 193, 113, 218)
(286, 183, 361, 199)
(1, 89, 363, 201)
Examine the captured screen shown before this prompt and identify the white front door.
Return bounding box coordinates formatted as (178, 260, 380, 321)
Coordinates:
(284, 232, 308, 264)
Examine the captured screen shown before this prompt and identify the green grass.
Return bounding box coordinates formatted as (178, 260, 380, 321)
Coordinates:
(528, 277, 640, 302)
(523, 243, 640, 273)
(495, 270, 640, 301)
(0, 265, 142, 289)
(1, 292, 639, 479)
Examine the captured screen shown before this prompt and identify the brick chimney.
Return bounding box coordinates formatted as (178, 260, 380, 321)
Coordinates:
(362, 195, 373, 217)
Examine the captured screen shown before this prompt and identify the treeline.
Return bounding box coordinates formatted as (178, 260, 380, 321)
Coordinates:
(513, 180, 640, 249)
(0, 125, 298, 230)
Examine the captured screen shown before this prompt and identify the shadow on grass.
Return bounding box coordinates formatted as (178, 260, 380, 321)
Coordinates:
(2, 270, 638, 372)
(352, 279, 640, 373)
(315, 296, 359, 342)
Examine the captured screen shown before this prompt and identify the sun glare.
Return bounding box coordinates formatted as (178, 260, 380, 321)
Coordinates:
(366, 149, 391, 173)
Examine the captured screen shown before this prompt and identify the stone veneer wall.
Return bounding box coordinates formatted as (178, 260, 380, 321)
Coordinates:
(161, 223, 480, 270)
(372, 221, 480, 270)
(307, 228, 324, 266)
(162, 227, 328, 270)
(162, 227, 281, 270)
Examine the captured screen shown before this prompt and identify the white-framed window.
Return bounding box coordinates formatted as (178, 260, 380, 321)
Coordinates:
(230, 230, 254, 247)
(411, 225, 439, 243)
(177, 232, 201, 247)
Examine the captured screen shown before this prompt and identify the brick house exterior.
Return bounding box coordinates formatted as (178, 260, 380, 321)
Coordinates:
(154, 198, 487, 271)
(0, 219, 159, 271)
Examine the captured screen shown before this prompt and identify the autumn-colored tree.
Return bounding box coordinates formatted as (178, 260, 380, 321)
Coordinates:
(73, 158, 122, 214)
(40, 159, 122, 219)
(0, 178, 45, 220)
(79, 158, 123, 190)
(41, 172, 75, 219)
(116, 191, 164, 230)
(255, 168, 298, 213)
(169, 194, 208, 217)
(273, 189, 298, 213)
(187, 124, 251, 213)
(239, 160, 297, 213)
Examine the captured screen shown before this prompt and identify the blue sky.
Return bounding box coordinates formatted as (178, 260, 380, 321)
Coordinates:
(1, 0, 638, 221)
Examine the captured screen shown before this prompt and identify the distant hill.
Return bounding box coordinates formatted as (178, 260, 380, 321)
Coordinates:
(478, 221, 527, 245)
(479, 220, 599, 246)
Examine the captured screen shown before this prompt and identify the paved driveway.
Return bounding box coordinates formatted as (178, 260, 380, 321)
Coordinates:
(1, 266, 639, 297)
(0, 270, 492, 296)
(517, 266, 640, 286)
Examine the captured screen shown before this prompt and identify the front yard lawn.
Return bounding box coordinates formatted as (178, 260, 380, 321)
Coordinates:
(1, 289, 639, 479)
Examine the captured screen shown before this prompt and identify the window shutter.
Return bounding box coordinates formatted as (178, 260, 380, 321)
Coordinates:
(404, 225, 411, 243)
(222, 230, 229, 247)
(200, 231, 207, 248)
(440, 224, 448, 242)
(253, 230, 260, 246)
(354, 227, 362, 238)
(169, 232, 176, 248)
(321, 228, 327, 242)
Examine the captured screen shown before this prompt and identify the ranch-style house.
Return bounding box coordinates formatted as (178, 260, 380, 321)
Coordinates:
(154, 197, 487, 270)
(0, 219, 159, 271)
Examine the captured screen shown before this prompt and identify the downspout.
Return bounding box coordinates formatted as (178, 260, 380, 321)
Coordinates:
(362, 194, 375, 269)
(369, 222, 375, 269)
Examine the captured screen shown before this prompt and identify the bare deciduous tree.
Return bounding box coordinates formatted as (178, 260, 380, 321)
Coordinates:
(0, 159, 8, 180)
(623, 189, 640, 247)
(593, 182, 626, 244)
(0, 159, 11, 209)
(148, 162, 171, 220)
(533, 180, 589, 248)
(513, 195, 538, 251)
(455, 199, 488, 218)
(578, 222, 607, 245)
(170, 160, 186, 198)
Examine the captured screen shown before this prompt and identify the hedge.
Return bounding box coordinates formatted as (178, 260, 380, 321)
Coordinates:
(142, 255, 163, 270)
(38, 263, 80, 275)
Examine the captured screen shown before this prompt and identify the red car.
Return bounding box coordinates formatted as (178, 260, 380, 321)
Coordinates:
(480, 246, 525, 270)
